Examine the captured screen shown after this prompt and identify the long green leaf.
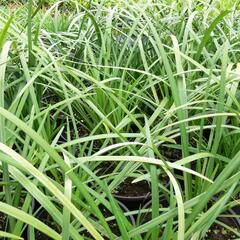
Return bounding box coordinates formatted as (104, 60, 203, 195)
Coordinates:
(195, 10, 230, 60)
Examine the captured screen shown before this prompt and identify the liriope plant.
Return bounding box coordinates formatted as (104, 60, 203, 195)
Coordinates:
(0, 0, 239, 239)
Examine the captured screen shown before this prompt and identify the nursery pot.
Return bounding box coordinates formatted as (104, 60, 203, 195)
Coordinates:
(117, 200, 136, 226)
(114, 192, 151, 210)
(113, 177, 151, 209)
(113, 177, 170, 210)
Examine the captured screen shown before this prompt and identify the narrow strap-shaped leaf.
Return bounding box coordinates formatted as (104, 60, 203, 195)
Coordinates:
(0, 231, 23, 240)
(0, 15, 13, 50)
(0, 201, 61, 240)
(195, 10, 230, 61)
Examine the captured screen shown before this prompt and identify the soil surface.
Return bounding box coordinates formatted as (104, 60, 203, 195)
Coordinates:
(34, 210, 60, 240)
(35, 229, 53, 240)
(82, 204, 132, 240)
(113, 177, 150, 197)
(95, 161, 116, 177)
(203, 216, 239, 240)
(160, 146, 182, 161)
(0, 212, 6, 231)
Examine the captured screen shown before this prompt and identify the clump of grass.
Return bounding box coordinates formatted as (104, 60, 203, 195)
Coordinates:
(0, 0, 239, 239)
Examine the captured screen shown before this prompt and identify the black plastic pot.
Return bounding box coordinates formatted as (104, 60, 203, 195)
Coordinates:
(228, 208, 240, 228)
(113, 181, 170, 210)
(117, 200, 136, 226)
(114, 191, 151, 204)
(114, 192, 151, 210)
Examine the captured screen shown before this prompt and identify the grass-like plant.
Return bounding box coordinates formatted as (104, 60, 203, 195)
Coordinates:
(0, 0, 239, 239)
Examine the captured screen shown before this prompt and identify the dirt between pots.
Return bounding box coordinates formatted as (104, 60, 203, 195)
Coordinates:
(161, 147, 182, 160)
(82, 206, 119, 239)
(95, 161, 116, 177)
(137, 200, 239, 240)
(34, 211, 60, 240)
(0, 212, 6, 231)
(203, 216, 239, 240)
(82, 204, 133, 240)
(113, 177, 151, 197)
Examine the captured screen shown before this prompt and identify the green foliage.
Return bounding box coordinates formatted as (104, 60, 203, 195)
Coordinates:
(0, 0, 239, 239)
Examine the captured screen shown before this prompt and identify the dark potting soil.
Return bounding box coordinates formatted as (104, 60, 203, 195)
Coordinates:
(160, 146, 182, 161)
(203, 216, 239, 240)
(0, 210, 53, 240)
(35, 231, 52, 240)
(0, 212, 6, 231)
(95, 161, 116, 177)
(82, 204, 131, 240)
(100, 205, 120, 236)
(113, 177, 150, 197)
(34, 211, 60, 240)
